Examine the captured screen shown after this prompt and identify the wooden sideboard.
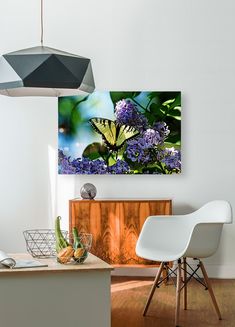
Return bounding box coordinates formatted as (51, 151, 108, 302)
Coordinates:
(69, 199, 172, 266)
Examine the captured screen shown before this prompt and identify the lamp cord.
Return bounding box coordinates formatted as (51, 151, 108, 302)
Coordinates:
(40, 0, 44, 46)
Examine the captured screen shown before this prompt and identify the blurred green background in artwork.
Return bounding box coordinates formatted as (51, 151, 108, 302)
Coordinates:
(59, 91, 114, 158)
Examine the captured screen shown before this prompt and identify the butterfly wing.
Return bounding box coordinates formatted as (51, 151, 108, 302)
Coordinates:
(90, 118, 139, 151)
(90, 118, 116, 148)
(116, 125, 139, 149)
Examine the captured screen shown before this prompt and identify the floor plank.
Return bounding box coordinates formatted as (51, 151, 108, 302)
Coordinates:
(111, 277, 235, 327)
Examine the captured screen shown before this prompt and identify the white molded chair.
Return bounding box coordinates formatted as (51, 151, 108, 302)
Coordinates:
(136, 200, 233, 327)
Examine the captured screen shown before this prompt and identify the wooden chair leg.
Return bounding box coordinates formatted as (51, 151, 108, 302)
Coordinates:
(183, 257, 187, 310)
(143, 262, 164, 316)
(200, 261, 222, 320)
(162, 263, 168, 285)
(175, 259, 182, 327)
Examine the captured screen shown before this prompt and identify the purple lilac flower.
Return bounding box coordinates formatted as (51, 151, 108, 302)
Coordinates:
(59, 150, 131, 174)
(155, 148, 167, 162)
(87, 159, 107, 174)
(58, 150, 107, 174)
(58, 149, 76, 174)
(115, 99, 148, 131)
(107, 159, 130, 174)
(153, 122, 170, 143)
(71, 157, 107, 174)
(162, 148, 181, 171)
(126, 127, 163, 164)
(143, 129, 161, 147)
(126, 137, 152, 164)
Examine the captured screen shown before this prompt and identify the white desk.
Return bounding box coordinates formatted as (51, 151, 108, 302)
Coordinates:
(0, 253, 113, 327)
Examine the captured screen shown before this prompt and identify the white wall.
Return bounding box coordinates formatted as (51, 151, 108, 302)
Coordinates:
(0, 0, 235, 277)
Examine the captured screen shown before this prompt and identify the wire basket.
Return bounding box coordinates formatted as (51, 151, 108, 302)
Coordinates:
(23, 229, 68, 258)
(57, 233, 92, 264)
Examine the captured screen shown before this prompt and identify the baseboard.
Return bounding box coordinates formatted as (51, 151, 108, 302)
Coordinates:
(112, 267, 159, 277)
(198, 264, 235, 279)
(111, 263, 235, 279)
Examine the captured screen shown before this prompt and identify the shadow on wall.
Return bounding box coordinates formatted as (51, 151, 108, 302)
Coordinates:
(48, 145, 57, 227)
(173, 203, 195, 215)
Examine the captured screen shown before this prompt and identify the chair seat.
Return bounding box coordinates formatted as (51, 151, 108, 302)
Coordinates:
(136, 247, 183, 262)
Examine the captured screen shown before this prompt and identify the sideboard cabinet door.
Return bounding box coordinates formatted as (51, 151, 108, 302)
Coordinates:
(69, 199, 172, 265)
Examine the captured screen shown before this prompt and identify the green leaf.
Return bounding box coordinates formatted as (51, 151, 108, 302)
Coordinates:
(164, 142, 181, 150)
(164, 116, 181, 144)
(167, 108, 181, 120)
(108, 155, 117, 166)
(83, 142, 109, 160)
(165, 93, 181, 110)
(147, 92, 161, 100)
(162, 98, 176, 106)
(144, 112, 155, 125)
(170, 93, 181, 109)
(142, 166, 164, 174)
(109, 92, 134, 105)
(149, 103, 165, 118)
(59, 95, 89, 117)
(167, 115, 181, 121)
(148, 92, 180, 102)
(132, 92, 141, 98)
(173, 106, 181, 111)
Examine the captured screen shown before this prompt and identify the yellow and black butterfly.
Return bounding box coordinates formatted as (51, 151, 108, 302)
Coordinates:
(89, 118, 139, 152)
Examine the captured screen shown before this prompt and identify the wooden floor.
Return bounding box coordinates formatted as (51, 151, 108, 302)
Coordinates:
(111, 277, 235, 327)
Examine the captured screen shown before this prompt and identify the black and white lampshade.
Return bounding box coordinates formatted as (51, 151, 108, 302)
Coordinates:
(0, 46, 95, 97)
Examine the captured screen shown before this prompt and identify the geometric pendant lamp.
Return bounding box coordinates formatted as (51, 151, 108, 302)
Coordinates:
(0, 0, 95, 97)
(0, 46, 95, 97)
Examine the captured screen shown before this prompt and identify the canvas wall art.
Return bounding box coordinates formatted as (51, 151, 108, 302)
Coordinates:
(58, 91, 181, 174)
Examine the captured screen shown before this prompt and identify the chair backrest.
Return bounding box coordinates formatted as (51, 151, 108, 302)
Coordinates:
(136, 200, 233, 261)
(184, 200, 233, 258)
(190, 200, 232, 223)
